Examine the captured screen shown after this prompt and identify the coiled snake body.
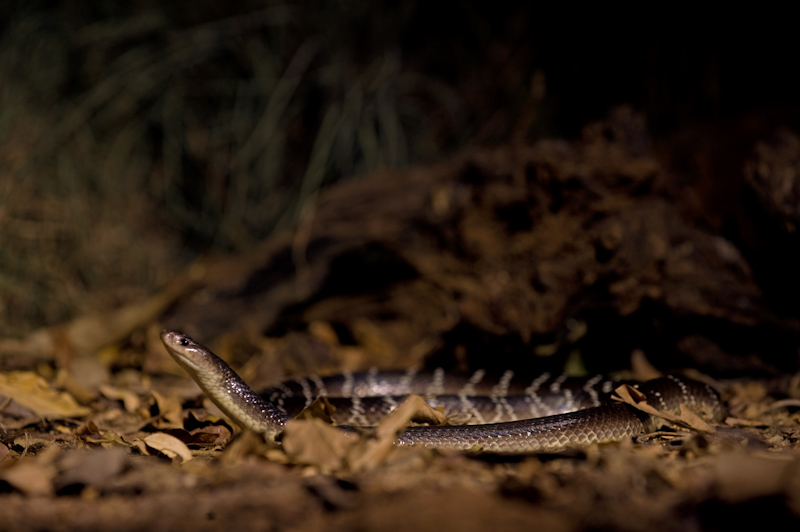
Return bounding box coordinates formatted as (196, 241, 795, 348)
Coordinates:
(161, 331, 724, 453)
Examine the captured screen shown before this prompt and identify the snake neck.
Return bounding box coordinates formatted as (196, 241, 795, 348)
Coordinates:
(162, 330, 289, 439)
(202, 355, 290, 438)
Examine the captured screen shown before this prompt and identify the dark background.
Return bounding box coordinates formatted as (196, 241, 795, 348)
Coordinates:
(2, 2, 799, 343)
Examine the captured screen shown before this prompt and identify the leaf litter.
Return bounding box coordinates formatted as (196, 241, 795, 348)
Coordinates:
(1, 337, 800, 532)
(280, 394, 447, 474)
(3, 124, 800, 529)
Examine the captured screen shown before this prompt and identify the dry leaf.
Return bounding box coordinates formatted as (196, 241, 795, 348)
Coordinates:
(281, 395, 444, 473)
(99, 384, 141, 413)
(296, 396, 337, 422)
(188, 424, 232, 446)
(220, 429, 275, 464)
(78, 421, 128, 447)
(151, 391, 185, 429)
(84, 429, 127, 447)
(55, 366, 98, 404)
(129, 439, 150, 456)
(0, 372, 91, 418)
(349, 395, 443, 471)
(75, 420, 103, 437)
(676, 404, 714, 433)
(143, 433, 193, 463)
(613, 384, 714, 433)
(57, 356, 107, 400)
(374, 395, 447, 440)
(281, 419, 359, 473)
(0, 443, 10, 464)
(0, 392, 35, 418)
(14, 434, 56, 450)
(724, 416, 770, 428)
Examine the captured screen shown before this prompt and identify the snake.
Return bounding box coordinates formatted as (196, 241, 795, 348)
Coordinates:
(160, 330, 724, 453)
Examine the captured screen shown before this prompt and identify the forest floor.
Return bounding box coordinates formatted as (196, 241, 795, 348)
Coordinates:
(3, 110, 800, 531)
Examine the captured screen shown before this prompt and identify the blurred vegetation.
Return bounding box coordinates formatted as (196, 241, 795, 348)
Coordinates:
(0, 2, 485, 335)
(1, 3, 798, 337)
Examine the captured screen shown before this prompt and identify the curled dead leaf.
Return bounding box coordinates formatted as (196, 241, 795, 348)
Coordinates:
(143, 433, 193, 463)
(349, 395, 446, 472)
(129, 439, 149, 457)
(151, 390, 185, 429)
(83, 429, 127, 447)
(296, 396, 337, 422)
(613, 384, 714, 433)
(373, 394, 447, 440)
(188, 424, 232, 446)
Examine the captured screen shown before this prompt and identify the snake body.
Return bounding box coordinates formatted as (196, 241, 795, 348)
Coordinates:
(160, 330, 724, 453)
(262, 370, 632, 426)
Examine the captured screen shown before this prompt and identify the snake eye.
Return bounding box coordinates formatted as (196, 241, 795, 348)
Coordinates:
(180, 337, 190, 346)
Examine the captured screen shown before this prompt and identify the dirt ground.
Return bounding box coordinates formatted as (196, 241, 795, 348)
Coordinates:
(3, 110, 800, 531)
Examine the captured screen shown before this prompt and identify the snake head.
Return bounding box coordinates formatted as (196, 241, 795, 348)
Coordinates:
(160, 330, 214, 373)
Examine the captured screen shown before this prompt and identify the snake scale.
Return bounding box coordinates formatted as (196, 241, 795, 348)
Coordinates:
(160, 330, 724, 453)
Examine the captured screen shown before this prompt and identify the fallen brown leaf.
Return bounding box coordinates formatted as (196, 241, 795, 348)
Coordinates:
(73, 419, 100, 436)
(158, 426, 231, 448)
(99, 384, 141, 413)
(54, 365, 100, 404)
(220, 429, 279, 464)
(676, 404, 714, 433)
(83, 429, 128, 448)
(295, 396, 337, 422)
(0, 392, 35, 419)
(281, 394, 445, 474)
(143, 433, 193, 463)
(613, 384, 714, 433)
(281, 418, 359, 473)
(347, 395, 442, 471)
(0, 372, 91, 418)
(188, 424, 232, 446)
(127, 437, 148, 456)
(151, 390, 186, 429)
(723, 416, 771, 428)
(13, 434, 58, 450)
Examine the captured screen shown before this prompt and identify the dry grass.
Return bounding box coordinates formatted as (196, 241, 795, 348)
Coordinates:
(0, 4, 477, 336)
